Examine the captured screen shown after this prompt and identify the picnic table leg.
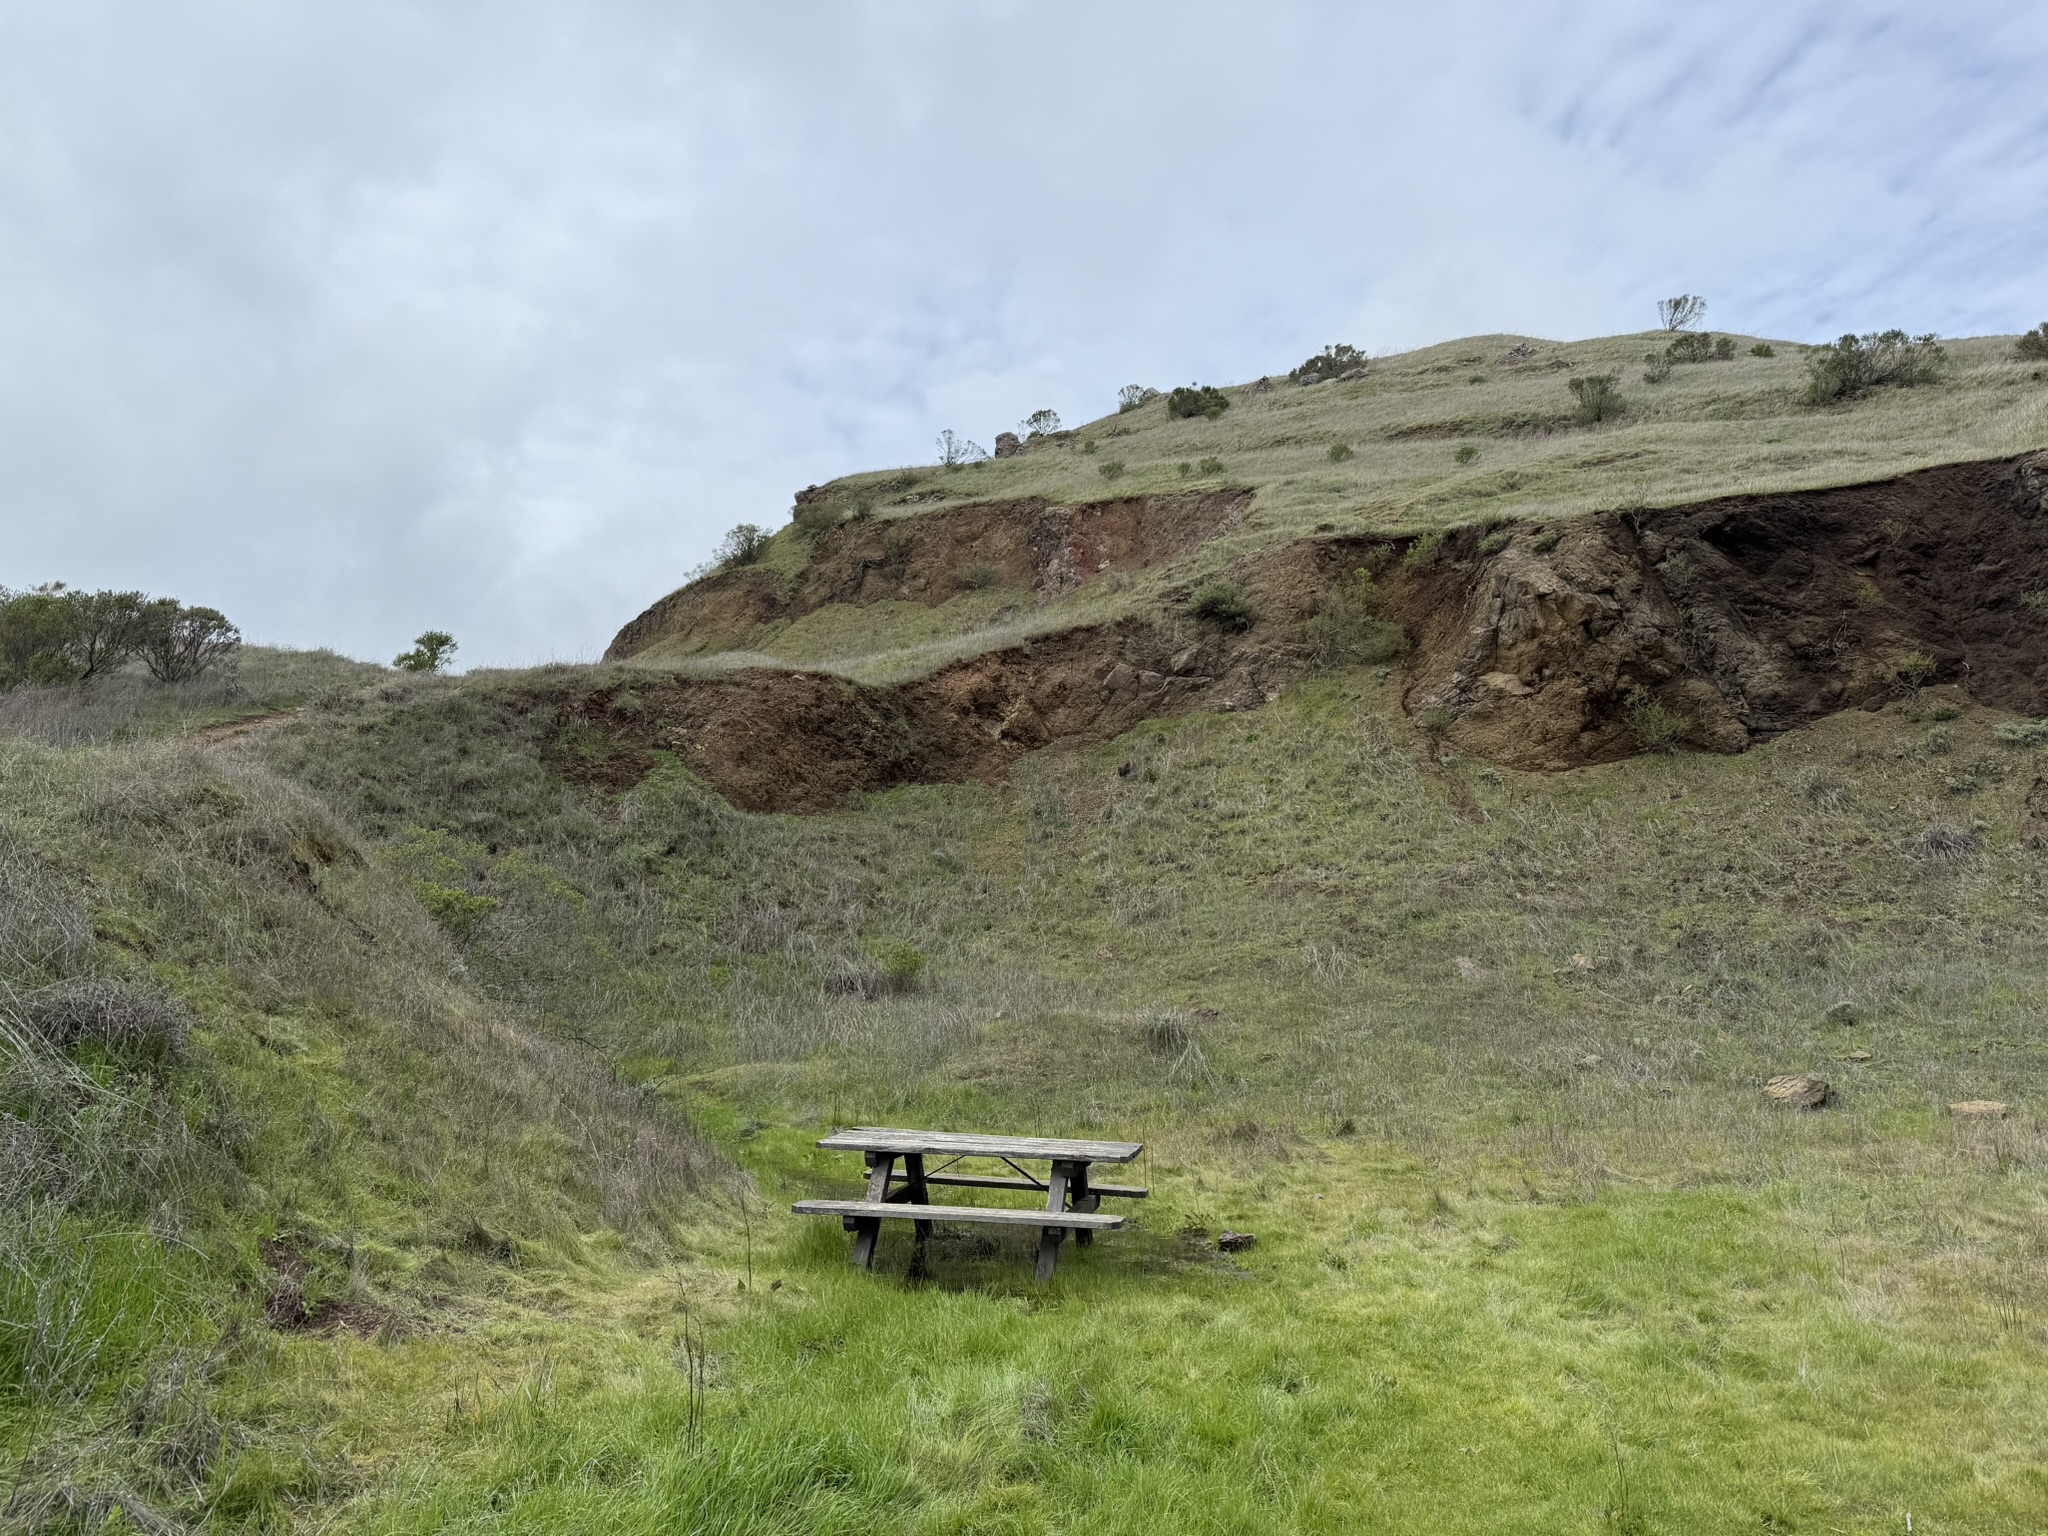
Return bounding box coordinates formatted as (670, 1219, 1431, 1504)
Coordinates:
(851, 1152, 896, 1270)
(904, 1153, 933, 1258)
(1035, 1161, 1075, 1284)
(1070, 1162, 1099, 1246)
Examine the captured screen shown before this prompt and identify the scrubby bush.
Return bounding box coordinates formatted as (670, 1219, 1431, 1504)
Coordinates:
(1327, 443, 1354, 463)
(1889, 650, 1938, 689)
(1662, 333, 1736, 365)
(1196, 456, 1226, 476)
(1098, 460, 1126, 481)
(1625, 686, 1688, 753)
(1166, 385, 1230, 421)
(1994, 718, 2048, 747)
(956, 562, 999, 591)
(1641, 353, 1672, 384)
(137, 601, 240, 684)
(1305, 568, 1404, 666)
(1021, 409, 1062, 437)
(25, 979, 192, 1068)
(1750, 342, 1776, 358)
(1177, 461, 1193, 478)
(2013, 324, 2048, 361)
(936, 429, 989, 468)
(1403, 530, 1445, 568)
(1188, 581, 1257, 631)
(1290, 344, 1368, 386)
(1657, 295, 1707, 331)
(1802, 331, 1948, 405)
(1117, 385, 1158, 414)
(714, 523, 773, 568)
(393, 630, 458, 673)
(1568, 373, 1626, 423)
(1453, 444, 1479, 465)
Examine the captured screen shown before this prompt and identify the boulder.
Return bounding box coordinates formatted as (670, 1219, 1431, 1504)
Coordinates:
(1949, 1099, 2009, 1118)
(1217, 1230, 1257, 1253)
(1824, 1000, 1861, 1025)
(993, 432, 1024, 458)
(1764, 1073, 1831, 1109)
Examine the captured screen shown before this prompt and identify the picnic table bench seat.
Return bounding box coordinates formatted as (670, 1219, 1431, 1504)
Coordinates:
(796, 1126, 1146, 1282)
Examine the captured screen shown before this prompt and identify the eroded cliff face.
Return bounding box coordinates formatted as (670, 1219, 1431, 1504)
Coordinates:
(571, 454, 2048, 812)
(1366, 452, 2048, 769)
(604, 489, 1254, 661)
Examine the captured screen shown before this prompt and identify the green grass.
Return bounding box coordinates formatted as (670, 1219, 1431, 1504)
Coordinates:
(9, 654, 2048, 1529)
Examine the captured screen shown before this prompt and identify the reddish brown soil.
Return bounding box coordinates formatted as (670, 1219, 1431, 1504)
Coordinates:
(603, 489, 1253, 660)
(564, 453, 2048, 812)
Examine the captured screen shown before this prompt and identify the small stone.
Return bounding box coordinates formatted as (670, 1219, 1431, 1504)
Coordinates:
(1847, 1050, 1872, 1062)
(1949, 1099, 2009, 1118)
(1217, 1230, 1257, 1253)
(1102, 662, 1137, 696)
(1764, 1073, 1831, 1110)
(1455, 956, 1482, 981)
(1824, 1000, 1861, 1025)
(1576, 1053, 1604, 1069)
(1569, 953, 1597, 971)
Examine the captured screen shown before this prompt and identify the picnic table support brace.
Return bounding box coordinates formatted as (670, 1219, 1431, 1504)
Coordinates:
(1035, 1161, 1077, 1284)
(850, 1152, 897, 1269)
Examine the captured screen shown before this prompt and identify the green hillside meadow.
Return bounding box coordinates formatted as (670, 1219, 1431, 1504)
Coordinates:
(5, 330, 2048, 1533)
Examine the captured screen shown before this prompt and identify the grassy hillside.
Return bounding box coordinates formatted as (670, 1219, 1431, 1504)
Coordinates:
(8, 645, 2043, 1530)
(615, 331, 2048, 682)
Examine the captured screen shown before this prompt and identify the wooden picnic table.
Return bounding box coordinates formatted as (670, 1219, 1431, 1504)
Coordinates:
(793, 1127, 1146, 1283)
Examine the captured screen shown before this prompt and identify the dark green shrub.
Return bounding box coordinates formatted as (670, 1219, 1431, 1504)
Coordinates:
(1305, 569, 1404, 666)
(1568, 373, 1626, 423)
(1453, 444, 1478, 465)
(1403, 530, 1444, 568)
(1177, 461, 1193, 478)
(1479, 528, 1512, 554)
(1290, 344, 1368, 385)
(1750, 342, 1776, 358)
(136, 601, 240, 683)
(1327, 443, 1354, 463)
(0, 585, 158, 687)
(393, 631, 458, 673)
(1714, 336, 1736, 360)
(1188, 581, 1257, 631)
(956, 562, 999, 591)
(1802, 331, 1948, 405)
(1663, 333, 1734, 365)
(1641, 352, 1672, 384)
(1166, 385, 1230, 420)
(1098, 460, 1126, 481)
(1196, 456, 1226, 476)
(2013, 324, 2048, 361)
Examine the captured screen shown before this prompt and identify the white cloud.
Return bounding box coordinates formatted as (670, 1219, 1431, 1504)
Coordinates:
(1, 0, 2043, 663)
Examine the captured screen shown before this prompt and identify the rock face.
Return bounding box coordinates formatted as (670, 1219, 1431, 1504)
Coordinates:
(1352, 453, 2048, 770)
(993, 432, 1024, 459)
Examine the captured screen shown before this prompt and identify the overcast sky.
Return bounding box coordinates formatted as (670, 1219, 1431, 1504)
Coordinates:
(3, 3, 2045, 666)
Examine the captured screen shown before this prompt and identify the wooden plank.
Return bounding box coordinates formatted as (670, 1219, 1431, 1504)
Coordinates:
(817, 1127, 1143, 1164)
(792, 1200, 1123, 1231)
(849, 1151, 894, 1270)
(1036, 1161, 1074, 1283)
(906, 1173, 1149, 1199)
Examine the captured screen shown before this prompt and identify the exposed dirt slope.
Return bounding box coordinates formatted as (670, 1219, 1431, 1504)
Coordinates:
(571, 454, 2048, 812)
(604, 489, 1252, 660)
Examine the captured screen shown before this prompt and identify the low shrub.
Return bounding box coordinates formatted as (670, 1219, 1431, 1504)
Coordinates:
(1802, 331, 1948, 405)
(0, 587, 239, 691)
(1641, 353, 1672, 384)
(714, 524, 773, 568)
(1328, 443, 1354, 463)
(1305, 569, 1404, 666)
(1889, 650, 1938, 689)
(1404, 531, 1444, 568)
(1196, 456, 1226, 476)
(1098, 460, 1126, 481)
(1417, 704, 1453, 736)
(1453, 444, 1478, 465)
(1177, 461, 1193, 478)
(2012, 324, 2048, 361)
(1117, 385, 1158, 413)
(1166, 385, 1230, 421)
(1625, 686, 1688, 753)
(1993, 719, 2048, 747)
(1568, 373, 1626, 423)
(1479, 528, 1512, 555)
(1750, 342, 1776, 358)
(393, 631, 458, 673)
(1188, 581, 1257, 631)
(26, 979, 192, 1067)
(1529, 529, 1560, 553)
(956, 562, 999, 592)
(1290, 344, 1368, 386)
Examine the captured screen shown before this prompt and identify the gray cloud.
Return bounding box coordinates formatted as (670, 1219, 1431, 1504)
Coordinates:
(2, 1, 2043, 664)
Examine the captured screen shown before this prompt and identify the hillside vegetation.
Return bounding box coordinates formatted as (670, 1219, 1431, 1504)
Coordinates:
(6, 328, 2048, 1533)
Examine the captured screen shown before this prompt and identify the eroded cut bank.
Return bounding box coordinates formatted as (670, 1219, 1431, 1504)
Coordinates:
(579, 454, 2048, 811)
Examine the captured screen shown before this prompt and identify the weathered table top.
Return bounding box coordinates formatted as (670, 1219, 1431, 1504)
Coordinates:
(816, 1127, 1144, 1165)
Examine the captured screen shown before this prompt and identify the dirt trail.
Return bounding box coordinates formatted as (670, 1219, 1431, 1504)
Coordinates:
(567, 453, 2048, 812)
(193, 710, 298, 745)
